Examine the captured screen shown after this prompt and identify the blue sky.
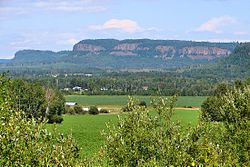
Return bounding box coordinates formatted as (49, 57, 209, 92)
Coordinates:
(0, 0, 250, 58)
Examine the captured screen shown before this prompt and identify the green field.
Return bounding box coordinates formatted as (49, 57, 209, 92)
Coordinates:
(65, 95, 207, 107)
(48, 109, 200, 156)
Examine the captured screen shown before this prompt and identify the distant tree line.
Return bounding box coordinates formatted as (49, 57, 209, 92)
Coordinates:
(23, 72, 225, 96)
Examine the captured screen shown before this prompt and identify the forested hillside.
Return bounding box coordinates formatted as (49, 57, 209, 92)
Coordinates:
(182, 42, 250, 80)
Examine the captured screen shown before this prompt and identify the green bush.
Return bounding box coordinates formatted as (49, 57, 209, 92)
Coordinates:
(101, 96, 196, 166)
(47, 114, 63, 124)
(139, 100, 147, 107)
(201, 80, 250, 122)
(74, 105, 83, 114)
(89, 106, 99, 115)
(121, 96, 140, 112)
(66, 107, 75, 115)
(99, 108, 109, 113)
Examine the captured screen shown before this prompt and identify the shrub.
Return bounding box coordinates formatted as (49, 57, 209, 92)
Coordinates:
(47, 114, 64, 124)
(121, 96, 140, 112)
(102, 96, 194, 166)
(139, 100, 147, 107)
(201, 96, 224, 121)
(201, 80, 250, 122)
(100, 108, 109, 113)
(0, 112, 80, 166)
(68, 107, 76, 115)
(121, 105, 130, 112)
(89, 106, 99, 115)
(74, 105, 83, 114)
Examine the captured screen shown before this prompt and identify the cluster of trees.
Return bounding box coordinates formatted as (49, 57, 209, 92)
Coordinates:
(0, 75, 80, 166)
(2, 75, 65, 123)
(201, 79, 250, 122)
(66, 105, 109, 115)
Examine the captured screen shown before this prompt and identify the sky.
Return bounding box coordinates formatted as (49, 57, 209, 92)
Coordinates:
(0, 0, 250, 58)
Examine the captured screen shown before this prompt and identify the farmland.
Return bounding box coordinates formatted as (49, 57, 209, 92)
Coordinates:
(48, 109, 201, 156)
(57, 95, 205, 156)
(65, 95, 207, 108)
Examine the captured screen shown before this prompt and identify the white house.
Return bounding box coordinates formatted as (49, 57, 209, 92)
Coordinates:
(82, 108, 89, 112)
(85, 73, 93, 77)
(65, 102, 77, 106)
(72, 86, 82, 91)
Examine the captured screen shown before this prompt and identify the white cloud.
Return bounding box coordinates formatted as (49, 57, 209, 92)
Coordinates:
(195, 16, 236, 33)
(67, 38, 78, 45)
(89, 19, 143, 33)
(9, 31, 83, 52)
(0, 7, 28, 18)
(0, 0, 107, 15)
(193, 38, 250, 43)
(33, 0, 106, 13)
(233, 31, 248, 35)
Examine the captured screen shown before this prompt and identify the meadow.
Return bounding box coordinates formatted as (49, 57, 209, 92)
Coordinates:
(47, 95, 205, 157)
(48, 109, 201, 157)
(65, 95, 207, 107)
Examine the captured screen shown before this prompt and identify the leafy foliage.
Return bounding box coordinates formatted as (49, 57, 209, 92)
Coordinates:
(10, 79, 47, 119)
(46, 89, 65, 117)
(88, 106, 99, 115)
(201, 80, 249, 122)
(73, 105, 83, 114)
(99, 108, 109, 113)
(9, 80, 65, 123)
(100, 87, 250, 166)
(0, 75, 81, 166)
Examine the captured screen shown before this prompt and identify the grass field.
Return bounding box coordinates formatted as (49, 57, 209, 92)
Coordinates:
(65, 95, 207, 107)
(48, 109, 200, 157)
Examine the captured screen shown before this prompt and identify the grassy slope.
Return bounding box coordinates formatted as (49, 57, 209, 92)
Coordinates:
(65, 95, 207, 107)
(48, 109, 200, 156)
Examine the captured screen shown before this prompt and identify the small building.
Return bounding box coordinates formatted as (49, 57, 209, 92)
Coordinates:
(65, 102, 77, 106)
(64, 88, 70, 91)
(142, 86, 149, 91)
(85, 73, 93, 77)
(82, 108, 89, 112)
(73, 86, 82, 91)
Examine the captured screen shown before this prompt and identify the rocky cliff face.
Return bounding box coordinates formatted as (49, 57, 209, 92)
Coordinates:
(179, 46, 230, 56)
(73, 43, 106, 52)
(72, 39, 236, 60)
(114, 43, 139, 51)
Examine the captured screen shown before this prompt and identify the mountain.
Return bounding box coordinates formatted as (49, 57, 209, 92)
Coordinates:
(73, 39, 235, 61)
(0, 39, 239, 75)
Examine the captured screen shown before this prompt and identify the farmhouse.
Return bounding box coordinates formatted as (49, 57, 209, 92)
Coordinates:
(65, 102, 77, 106)
(72, 86, 82, 91)
(82, 108, 89, 112)
(85, 73, 93, 77)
